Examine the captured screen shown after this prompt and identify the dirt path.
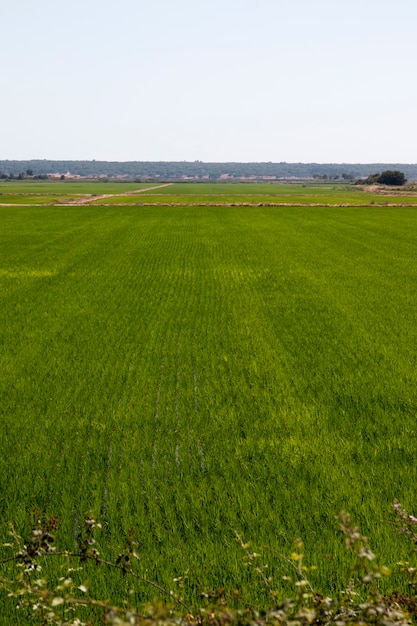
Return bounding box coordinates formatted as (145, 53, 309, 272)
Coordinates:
(72, 201, 417, 208)
(60, 182, 174, 206)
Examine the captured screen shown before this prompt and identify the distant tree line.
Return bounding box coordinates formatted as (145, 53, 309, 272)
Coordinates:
(0, 169, 49, 180)
(0, 161, 416, 181)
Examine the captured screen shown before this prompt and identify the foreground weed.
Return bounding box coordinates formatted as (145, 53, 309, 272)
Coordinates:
(2, 504, 417, 625)
(1, 512, 191, 625)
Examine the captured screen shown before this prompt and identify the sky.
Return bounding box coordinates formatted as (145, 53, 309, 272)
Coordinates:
(2, 0, 417, 163)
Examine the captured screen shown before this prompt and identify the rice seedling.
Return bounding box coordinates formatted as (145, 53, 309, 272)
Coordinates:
(1, 189, 417, 620)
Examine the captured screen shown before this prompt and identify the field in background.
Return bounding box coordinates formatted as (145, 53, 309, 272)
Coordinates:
(1, 182, 417, 618)
(90, 182, 417, 205)
(0, 181, 154, 194)
(3, 180, 417, 206)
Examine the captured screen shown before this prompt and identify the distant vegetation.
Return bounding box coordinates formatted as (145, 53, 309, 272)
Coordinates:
(0, 160, 417, 180)
(361, 170, 407, 186)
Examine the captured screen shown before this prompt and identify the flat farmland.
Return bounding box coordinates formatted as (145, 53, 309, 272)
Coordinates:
(0, 181, 160, 206)
(90, 182, 417, 206)
(1, 185, 417, 617)
(0, 181, 155, 194)
(0, 194, 82, 205)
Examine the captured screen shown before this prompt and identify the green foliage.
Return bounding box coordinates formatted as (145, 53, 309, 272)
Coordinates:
(1, 505, 417, 624)
(363, 171, 407, 186)
(364, 172, 382, 184)
(378, 171, 407, 186)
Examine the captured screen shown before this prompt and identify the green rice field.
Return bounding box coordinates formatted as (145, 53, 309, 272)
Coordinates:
(90, 183, 417, 206)
(1, 181, 417, 620)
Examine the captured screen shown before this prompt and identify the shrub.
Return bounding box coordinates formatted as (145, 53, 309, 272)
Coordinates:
(363, 171, 406, 186)
(378, 171, 407, 186)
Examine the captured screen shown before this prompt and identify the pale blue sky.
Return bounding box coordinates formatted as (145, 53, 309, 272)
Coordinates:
(2, 0, 417, 162)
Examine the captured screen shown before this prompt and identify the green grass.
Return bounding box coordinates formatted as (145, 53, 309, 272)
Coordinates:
(146, 183, 345, 194)
(0, 181, 157, 194)
(0, 194, 82, 204)
(0, 182, 162, 205)
(87, 183, 417, 205)
(3, 180, 417, 206)
(92, 192, 417, 205)
(1, 192, 417, 621)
